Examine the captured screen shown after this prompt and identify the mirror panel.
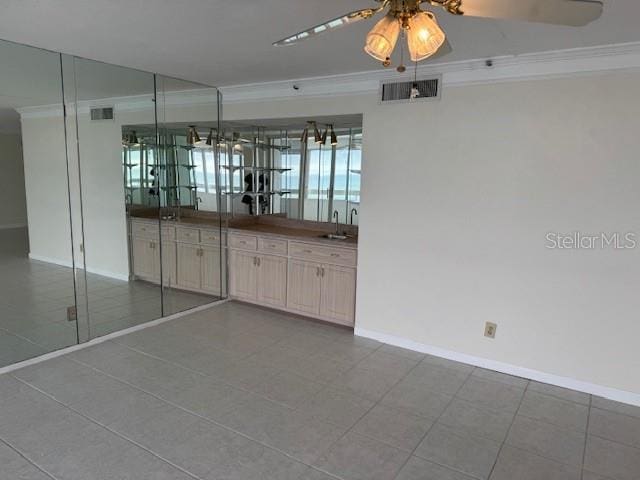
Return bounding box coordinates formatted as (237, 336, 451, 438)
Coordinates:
(0, 40, 80, 364)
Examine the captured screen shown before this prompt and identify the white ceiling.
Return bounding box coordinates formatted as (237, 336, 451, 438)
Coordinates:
(0, 0, 638, 88)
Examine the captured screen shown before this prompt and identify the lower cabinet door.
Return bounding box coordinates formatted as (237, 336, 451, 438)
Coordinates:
(257, 254, 287, 308)
(132, 237, 160, 282)
(229, 249, 258, 301)
(201, 246, 222, 295)
(176, 243, 201, 290)
(161, 241, 177, 287)
(287, 259, 322, 315)
(320, 264, 357, 326)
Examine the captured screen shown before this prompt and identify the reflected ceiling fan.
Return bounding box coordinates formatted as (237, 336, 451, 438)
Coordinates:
(274, 0, 603, 70)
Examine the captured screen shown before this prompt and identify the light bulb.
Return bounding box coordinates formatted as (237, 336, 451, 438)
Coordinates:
(407, 11, 445, 62)
(364, 14, 400, 62)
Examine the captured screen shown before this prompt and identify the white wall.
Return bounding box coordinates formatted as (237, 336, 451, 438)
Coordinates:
(0, 133, 28, 228)
(224, 71, 640, 399)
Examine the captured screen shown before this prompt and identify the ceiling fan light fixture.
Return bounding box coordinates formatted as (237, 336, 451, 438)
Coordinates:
(205, 128, 216, 146)
(364, 13, 400, 62)
(407, 11, 446, 62)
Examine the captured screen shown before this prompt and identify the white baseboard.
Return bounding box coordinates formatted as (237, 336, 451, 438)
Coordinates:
(355, 326, 640, 408)
(0, 223, 27, 230)
(28, 253, 129, 282)
(0, 298, 230, 376)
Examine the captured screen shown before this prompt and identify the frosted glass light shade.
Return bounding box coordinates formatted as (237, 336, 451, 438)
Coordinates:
(364, 14, 400, 61)
(407, 11, 445, 62)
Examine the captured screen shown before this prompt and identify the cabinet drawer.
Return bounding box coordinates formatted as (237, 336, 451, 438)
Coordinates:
(229, 233, 258, 251)
(131, 220, 159, 240)
(258, 237, 287, 255)
(289, 241, 357, 267)
(161, 226, 176, 241)
(177, 227, 200, 243)
(201, 229, 223, 246)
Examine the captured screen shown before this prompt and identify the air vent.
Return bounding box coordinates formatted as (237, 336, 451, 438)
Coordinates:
(90, 107, 114, 121)
(380, 76, 441, 103)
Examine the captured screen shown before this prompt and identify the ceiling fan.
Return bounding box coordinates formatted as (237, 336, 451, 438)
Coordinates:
(273, 0, 604, 69)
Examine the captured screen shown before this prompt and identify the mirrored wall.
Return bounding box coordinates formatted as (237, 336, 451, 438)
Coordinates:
(0, 38, 224, 367)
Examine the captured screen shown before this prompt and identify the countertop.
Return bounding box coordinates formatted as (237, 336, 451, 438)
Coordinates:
(129, 214, 358, 248)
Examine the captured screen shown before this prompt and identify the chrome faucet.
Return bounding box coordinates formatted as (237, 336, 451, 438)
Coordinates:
(333, 210, 340, 234)
(350, 208, 358, 225)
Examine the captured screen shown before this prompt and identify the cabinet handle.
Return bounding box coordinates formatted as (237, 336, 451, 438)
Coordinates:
(304, 249, 313, 254)
(330, 253, 340, 258)
(316, 266, 321, 277)
(257, 257, 261, 267)
(321, 267, 325, 277)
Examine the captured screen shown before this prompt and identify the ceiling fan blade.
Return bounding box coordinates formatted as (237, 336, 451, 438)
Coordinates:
(273, 5, 385, 46)
(456, 0, 603, 26)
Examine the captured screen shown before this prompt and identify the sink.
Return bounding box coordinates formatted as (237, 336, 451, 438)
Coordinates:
(320, 233, 349, 240)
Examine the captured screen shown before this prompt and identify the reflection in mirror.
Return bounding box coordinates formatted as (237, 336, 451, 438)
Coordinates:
(0, 40, 80, 365)
(61, 56, 162, 341)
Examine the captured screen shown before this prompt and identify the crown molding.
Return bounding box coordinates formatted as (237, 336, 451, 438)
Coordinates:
(219, 41, 640, 104)
(18, 88, 218, 120)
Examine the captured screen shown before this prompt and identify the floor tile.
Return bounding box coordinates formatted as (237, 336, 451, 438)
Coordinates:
(591, 396, 640, 419)
(528, 381, 590, 405)
(314, 431, 411, 480)
(296, 387, 375, 428)
(589, 407, 640, 449)
(352, 404, 434, 451)
(0, 441, 51, 480)
(395, 456, 476, 480)
(518, 390, 589, 432)
(489, 445, 580, 480)
(420, 354, 475, 374)
(252, 370, 325, 408)
(330, 365, 405, 402)
(378, 344, 426, 361)
(381, 378, 453, 419)
(456, 377, 524, 414)
(415, 423, 501, 480)
(439, 398, 514, 442)
(506, 416, 585, 467)
(584, 435, 640, 480)
(471, 368, 529, 388)
(402, 363, 470, 396)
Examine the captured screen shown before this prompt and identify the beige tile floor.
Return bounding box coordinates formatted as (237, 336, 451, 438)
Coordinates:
(1, 300, 639, 480)
(0, 227, 217, 368)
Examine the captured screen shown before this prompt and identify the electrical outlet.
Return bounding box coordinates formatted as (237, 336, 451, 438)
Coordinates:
(484, 322, 497, 339)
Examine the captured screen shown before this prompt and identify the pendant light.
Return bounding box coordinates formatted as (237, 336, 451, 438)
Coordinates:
(187, 125, 201, 145)
(364, 13, 400, 62)
(406, 11, 445, 62)
(205, 128, 215, 146)
(320, 125, 329, 145)
(330, 125, 338, 146)
(313, 122, 322, 144)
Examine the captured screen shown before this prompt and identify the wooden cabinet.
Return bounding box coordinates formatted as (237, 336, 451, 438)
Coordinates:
(132, 237, 160, 281)
(227, 231, 358, 327)
(130, 219, 225, 296)
(176, 243, 201, 290)
(257, 254, 287, 308)
(201, 246, 223, 294)
(287, 259, 322, 315)
(229, 249, 258, 301)
(320, 264, 357, 326)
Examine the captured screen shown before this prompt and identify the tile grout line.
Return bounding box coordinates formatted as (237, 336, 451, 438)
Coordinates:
(41, 354, 345, 477)
(0, 436, 60, 480)
(391, 365, 478, 480)
(9, 374, 205, 480)
(580, 395, 593, 480)
(485, 378, 531, 480)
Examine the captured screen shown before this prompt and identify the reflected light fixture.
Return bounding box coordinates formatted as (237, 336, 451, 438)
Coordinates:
(205, 128, 215, 146)
(300, 126, 309, 144)
(313, 122, 322, 144)
(320, 125, 329, 146)
(330, 125, 338, 146)
(187, 125, 201, 145)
